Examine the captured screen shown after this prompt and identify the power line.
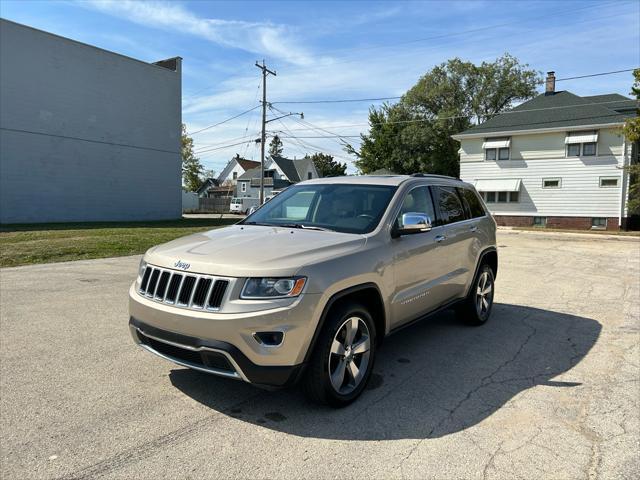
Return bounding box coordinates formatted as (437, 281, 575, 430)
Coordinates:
(272, 96, 402, 105)
(556, 68, 637, 82)
(188, 105, 261, 136)
(269, 105, 354, 145)
(194, 132, 260, 152)
(270, 69, 637, 106)
(277, 134, 362, 139)
(196, 139, 257, 156)
(277, 98, 638, 132)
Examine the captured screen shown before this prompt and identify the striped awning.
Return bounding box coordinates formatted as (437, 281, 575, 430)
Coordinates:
(565, 132, 598, 144)
(482, 138, 511, 149)
(474, 178, 522, 192)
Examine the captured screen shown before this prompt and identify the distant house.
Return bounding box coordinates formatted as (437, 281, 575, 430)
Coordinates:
(196, 178, 219, 198)
(217, 154, 260, 186)
(235, 155, 320, 198)
(452, 72, 638, 231)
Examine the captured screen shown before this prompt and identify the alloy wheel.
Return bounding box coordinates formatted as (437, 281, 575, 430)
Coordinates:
(328, 316, 371, 395)
(475, 271, 493, 317)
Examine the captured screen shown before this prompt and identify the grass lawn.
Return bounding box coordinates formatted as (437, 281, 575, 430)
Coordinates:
(0, 218, 238, 267)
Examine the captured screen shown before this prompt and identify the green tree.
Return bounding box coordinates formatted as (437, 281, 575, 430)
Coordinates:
(349, 54, 541, 177)
(623, 69, 640, 215)
(309, 153, 347, 177)
(268, 135, 284, 158)
(182, 124, 204, 191)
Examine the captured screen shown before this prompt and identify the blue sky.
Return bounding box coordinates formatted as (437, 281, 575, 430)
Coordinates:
(1, 0, 639, 174)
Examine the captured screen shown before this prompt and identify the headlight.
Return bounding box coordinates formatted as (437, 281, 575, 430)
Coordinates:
(137, 259, 147, 283)
(241, 277, 307, 299)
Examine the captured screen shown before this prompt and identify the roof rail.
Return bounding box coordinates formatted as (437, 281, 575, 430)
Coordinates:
(410, 173, 460, 180)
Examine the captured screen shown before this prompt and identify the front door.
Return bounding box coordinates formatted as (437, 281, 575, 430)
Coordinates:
(390, 186, 453, 329)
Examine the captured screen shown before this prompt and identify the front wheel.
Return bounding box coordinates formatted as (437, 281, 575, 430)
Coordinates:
(303, 302, 376, 407)
(456, 263, 495, 325)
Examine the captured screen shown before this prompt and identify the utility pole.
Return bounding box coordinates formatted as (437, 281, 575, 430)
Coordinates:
(255, 60, 276, 205)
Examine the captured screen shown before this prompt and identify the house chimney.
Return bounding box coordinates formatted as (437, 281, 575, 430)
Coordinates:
(545, 71, 556, 95)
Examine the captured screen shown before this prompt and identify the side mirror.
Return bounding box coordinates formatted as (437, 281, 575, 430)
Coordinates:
(393, 212, 432, 237)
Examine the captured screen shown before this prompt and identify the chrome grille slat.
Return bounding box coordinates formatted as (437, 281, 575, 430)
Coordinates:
(187, 277, 199, 307)
(138, 265, 230, 312)
(207, 280, 229, 310)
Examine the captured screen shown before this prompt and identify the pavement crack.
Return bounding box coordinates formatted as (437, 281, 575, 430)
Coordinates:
(56, 391, 265, 480)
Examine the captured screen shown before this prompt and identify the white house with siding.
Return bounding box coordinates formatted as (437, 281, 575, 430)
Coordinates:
(217, 155, 260, 185)
(452, 72, 638, 230)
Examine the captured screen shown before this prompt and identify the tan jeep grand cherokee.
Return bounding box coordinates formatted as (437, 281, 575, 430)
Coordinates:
(129, 174, 497, 406)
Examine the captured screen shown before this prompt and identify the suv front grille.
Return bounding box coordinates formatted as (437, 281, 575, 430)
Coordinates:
(139, 265, 230, 311)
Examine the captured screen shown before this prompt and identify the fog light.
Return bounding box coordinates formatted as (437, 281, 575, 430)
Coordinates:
(253, 331, 284, 346)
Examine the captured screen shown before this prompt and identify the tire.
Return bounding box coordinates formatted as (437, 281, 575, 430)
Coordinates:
(302, 301, 376, 407)
(456, 263, 495, 326)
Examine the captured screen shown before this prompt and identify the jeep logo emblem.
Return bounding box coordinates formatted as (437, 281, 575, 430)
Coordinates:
(174, 260, 190, 270)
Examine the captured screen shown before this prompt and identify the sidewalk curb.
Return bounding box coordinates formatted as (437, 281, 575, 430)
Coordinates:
(498, 227, 640, 242)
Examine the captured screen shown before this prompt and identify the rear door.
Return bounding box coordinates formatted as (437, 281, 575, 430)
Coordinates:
(431, 185, 475, 301)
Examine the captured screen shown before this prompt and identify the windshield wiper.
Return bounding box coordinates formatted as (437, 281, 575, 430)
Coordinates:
(280, 223, 334, 232)
(242, 221, 274, 226)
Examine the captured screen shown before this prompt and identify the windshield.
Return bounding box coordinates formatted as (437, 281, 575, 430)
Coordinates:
(242, 183, 397, 234)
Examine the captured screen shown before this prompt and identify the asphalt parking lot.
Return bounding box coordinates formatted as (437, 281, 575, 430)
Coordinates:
(1, 230, 638, 479)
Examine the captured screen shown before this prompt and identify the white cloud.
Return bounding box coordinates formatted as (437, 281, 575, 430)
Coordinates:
(81, 0, 315, 65)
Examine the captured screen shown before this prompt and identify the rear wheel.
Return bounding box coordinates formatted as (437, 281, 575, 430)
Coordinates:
(303, 302, 376, 407)
(456, 263, 495, 325)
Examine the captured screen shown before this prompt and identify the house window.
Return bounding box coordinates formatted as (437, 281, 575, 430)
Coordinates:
(543, 178, 561, 188)
(582, 142, 596, 156)
(307, 172, 313, 180)
(565, 131, 598, 157)
(241, 182, 247, 193)
(483, 137, 510, 161)
(233, 172, 238, 180)
(481, 191, 519, 203)
(599, 177, 619, 187)
(533, 216, 547, 227)
(567, 144, 580, 157)
(591, 217, 607, 229)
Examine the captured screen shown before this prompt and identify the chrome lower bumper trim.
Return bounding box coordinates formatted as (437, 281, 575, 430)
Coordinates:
(131, 326, 249, 382)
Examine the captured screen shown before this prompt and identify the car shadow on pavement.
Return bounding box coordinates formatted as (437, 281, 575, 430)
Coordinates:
(169, 303, 601, 440)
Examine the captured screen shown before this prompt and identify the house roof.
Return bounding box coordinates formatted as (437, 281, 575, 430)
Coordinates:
(196, 178, 218, 195)
(217, 156, 260, 183)
(237, 158, 260, 171)
(238, 167, 261, 181)
(268, 155, 318, 182)
(270, 155, 302, 182)
(454, 91, 637, 138)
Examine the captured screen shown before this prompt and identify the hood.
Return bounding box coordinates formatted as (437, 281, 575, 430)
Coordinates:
(144, 225, 366, 277)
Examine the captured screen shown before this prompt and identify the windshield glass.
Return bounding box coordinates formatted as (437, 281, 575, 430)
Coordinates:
(242, 183, 397, 234)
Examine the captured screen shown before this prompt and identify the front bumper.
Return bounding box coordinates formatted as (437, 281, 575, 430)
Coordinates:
(129, 283, 322, 386)
(130, 318, 303, 387)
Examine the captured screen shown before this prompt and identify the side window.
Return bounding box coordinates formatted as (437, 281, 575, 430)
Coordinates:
(434, 186, 466, 225)
(396, 186, 437, 227)
(458, 187, 485, 218)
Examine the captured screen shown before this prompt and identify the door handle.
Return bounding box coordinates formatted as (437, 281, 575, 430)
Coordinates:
(470, 226, 478, 232)
(435, 235, 446, 243)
